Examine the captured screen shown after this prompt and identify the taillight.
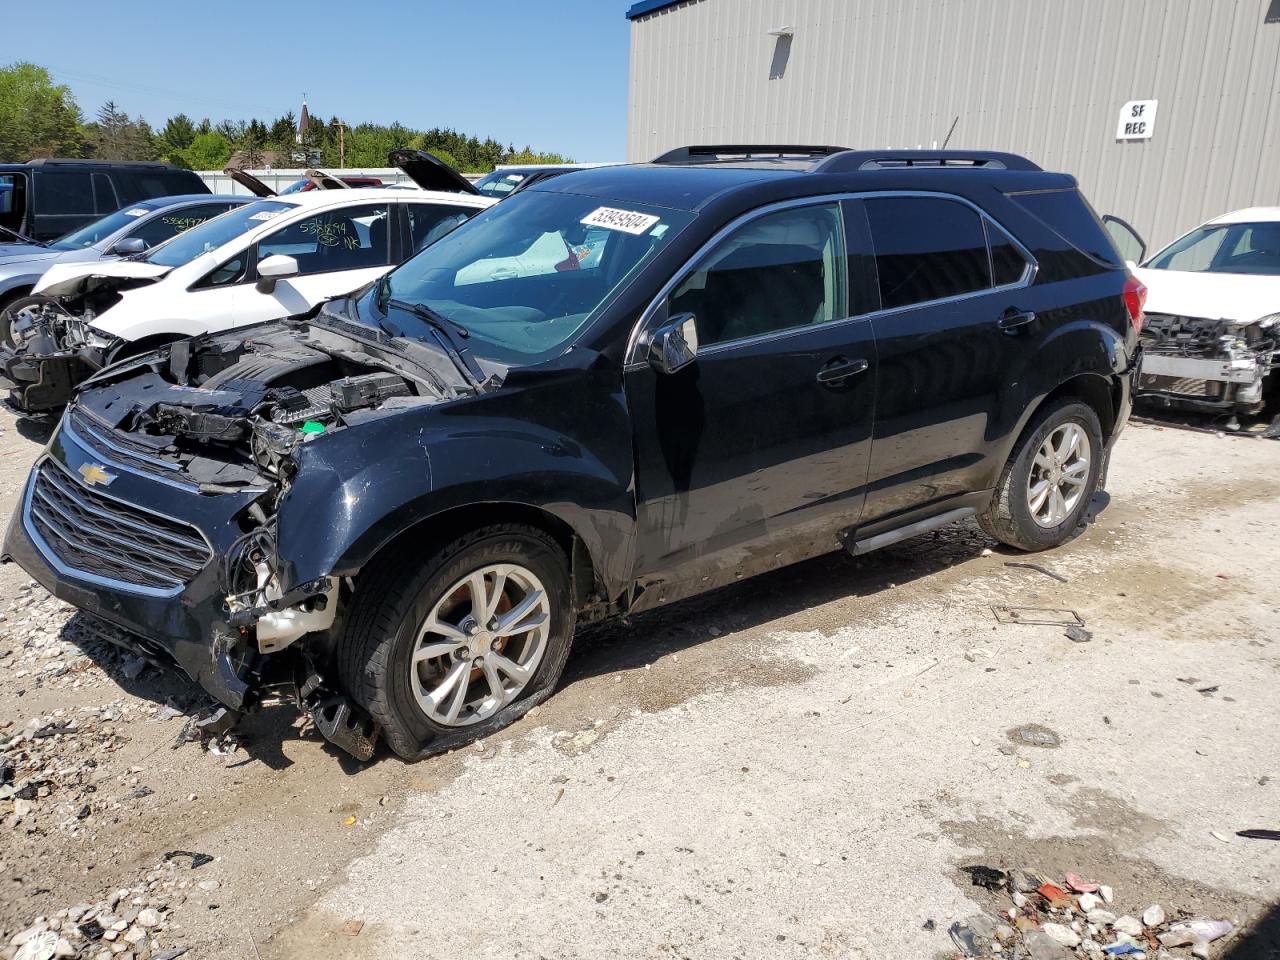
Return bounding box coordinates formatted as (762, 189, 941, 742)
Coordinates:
(1122, 275, 1147, 333)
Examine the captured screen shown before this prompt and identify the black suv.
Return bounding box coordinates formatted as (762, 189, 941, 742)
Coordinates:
(0, 159, 209, 243)
(2, 146, 1142, 760)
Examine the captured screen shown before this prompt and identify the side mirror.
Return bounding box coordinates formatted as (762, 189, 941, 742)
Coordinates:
(112, 237, 147, 256)
(647, 311, 699, 375)
(255, 254, 299, 294)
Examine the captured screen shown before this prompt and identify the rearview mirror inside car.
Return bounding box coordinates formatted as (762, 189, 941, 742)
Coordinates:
(112, 237, 147, 255)
(256, 254, 299, 294)
(648, 312, 699, 375)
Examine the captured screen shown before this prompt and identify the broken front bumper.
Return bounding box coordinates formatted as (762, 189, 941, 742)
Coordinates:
(0, 346, 100, 413)
(1135, 351, 1272, 413)
(1, 412, 267, 707)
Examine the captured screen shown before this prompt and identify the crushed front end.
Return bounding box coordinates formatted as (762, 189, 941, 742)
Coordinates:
(2, 316, 462, 757)
(0, 296, 114, 412)
(1135, 311, 1279, 415)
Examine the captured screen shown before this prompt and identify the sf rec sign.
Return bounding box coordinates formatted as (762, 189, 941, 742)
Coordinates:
(1117, 99, 1159, 141)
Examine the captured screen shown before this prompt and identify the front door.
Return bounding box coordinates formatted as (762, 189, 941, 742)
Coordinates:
(626, 200, 879, 606)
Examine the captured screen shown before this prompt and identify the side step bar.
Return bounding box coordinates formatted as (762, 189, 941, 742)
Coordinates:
(845, 507, 976, 557)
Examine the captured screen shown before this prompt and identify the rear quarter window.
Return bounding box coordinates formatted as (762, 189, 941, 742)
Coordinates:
(1006, 189, 1121, 267)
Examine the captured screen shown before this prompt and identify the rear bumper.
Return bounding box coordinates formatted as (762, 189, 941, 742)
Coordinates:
(1, 413, 266, 707)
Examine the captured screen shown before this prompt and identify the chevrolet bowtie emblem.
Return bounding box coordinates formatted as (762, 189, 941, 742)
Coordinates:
(78, 463, 116, 487)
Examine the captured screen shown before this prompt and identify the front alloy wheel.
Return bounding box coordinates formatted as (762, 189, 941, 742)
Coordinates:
(410, 564, 551, 726)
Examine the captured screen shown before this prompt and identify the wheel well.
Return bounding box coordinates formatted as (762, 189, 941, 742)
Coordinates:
(359, 502, 599, 610)
(1035, 373, 1117, 440)
(0, 285, 34, 311)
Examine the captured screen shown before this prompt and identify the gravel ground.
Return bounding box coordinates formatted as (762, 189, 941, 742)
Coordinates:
(0, 409, 1277, 960)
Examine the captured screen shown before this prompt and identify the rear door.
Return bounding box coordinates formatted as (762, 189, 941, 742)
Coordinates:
(626, 199, 880, 603)
(859, 193, 1037, 525)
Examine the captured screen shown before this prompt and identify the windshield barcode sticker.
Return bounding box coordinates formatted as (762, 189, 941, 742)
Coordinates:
(581, 207, 660, 235)
(248, 210, 283, 221)
(124, 208, 148, 217)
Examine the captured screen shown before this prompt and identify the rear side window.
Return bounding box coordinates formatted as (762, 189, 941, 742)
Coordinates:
(1007, 189, 1120, 266)
(132, 171, 205, 199)
(865, 197, 991, 309)
(34, 171, 94, 215)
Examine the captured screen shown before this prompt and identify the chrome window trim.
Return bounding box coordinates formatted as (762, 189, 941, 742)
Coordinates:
(623, 189, 1039, 369)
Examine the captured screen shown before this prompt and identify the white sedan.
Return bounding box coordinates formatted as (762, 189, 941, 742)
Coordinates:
(2, 181, 493, 411)
(1108, 207, 1280, 417)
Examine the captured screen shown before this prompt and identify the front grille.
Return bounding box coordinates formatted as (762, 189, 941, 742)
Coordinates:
(28, 459, 212, 592)
(1139, 374, 1222, 399)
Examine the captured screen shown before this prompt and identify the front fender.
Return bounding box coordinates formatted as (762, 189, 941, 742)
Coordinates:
(273, 397, 636, 601)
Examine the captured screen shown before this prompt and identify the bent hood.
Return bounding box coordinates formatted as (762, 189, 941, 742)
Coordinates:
(34, 258, 171, 298)
(1133, 266, 1280, 322)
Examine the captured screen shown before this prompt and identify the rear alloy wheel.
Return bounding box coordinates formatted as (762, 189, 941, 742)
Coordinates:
(979, 399, 1104, 551)
(337, 525, 574, 760)
(410, 563, 551, 726)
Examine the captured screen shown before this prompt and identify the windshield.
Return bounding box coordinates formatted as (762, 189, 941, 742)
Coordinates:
(380, 191, 692, 362)
(50, 206, 152, 250)
(1146, 221, 1280, 276)
(142, 200, 292, 267)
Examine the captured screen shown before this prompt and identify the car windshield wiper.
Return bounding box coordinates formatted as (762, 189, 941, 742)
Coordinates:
(385, 297, 485, 387)
(0, 225, 47, 247)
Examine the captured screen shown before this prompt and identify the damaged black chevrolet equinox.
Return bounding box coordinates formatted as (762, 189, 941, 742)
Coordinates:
(3, 147, 1142, 760)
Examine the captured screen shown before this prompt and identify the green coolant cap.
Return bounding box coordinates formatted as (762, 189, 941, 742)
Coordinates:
(300, 421, 325, 435)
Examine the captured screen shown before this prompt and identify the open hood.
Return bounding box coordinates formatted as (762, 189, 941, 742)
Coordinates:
(1133, 265, 1280, 323)
(303, 169, 351, 190)
(35, 258, 171, 299)
(224, 166, 277, 197)
(387, 149, 480, 195)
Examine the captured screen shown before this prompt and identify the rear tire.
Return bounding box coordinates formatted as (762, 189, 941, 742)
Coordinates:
(336, 524, 575, 760)
(979, 399, 1104, 551)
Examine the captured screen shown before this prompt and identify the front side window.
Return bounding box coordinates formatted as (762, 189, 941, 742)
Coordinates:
(258, 202, 391, 275)
(669, 203, 846, 348)
(866, 196, 992, 309)
(144, 200, 293, 267)
(473, 171, 527, 198)
(1147, 222, 1280, 276)
(380, 191, 692, 362)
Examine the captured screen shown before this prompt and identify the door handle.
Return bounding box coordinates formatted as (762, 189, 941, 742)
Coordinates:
(997, 308, 1036, 332)
(816, 356, 869, 385)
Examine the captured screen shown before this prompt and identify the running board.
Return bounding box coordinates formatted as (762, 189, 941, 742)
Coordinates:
(845, 507, 976, 557)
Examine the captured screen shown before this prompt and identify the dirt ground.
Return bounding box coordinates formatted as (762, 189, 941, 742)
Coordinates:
(0, 409, 1277, 960)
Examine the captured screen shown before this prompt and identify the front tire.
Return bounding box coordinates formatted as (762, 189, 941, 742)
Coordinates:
(336, 524, 575, 760)
(979, 399, 1104, 551)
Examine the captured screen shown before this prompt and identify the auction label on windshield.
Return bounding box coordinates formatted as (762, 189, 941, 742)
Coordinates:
(581, 207, 660, 235)
(124, 208, 148, 217)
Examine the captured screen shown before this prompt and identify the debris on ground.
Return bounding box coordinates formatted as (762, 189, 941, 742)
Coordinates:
(1009, 724, 1062, 749)
(1064, 626, 1093, 643)
(939, 865, 1238, 958)
(1004, 562, 1069, 584)
(992, 606, 1086, 627)
(1, 853, 207, 960)
(1235, 828, 1280, 841)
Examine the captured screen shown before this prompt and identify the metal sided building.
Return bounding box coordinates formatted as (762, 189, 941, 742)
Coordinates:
(625, 0, 1280, 248)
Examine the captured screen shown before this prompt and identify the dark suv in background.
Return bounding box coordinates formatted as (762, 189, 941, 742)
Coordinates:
(3, 146, 1142, 761)
(0, 159, 209, 242)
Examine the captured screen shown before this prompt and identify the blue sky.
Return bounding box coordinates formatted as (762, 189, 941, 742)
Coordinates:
(8, 0, 633, 161)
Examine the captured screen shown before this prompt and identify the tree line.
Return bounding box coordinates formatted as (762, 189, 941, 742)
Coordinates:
(0, 62, 572, 172)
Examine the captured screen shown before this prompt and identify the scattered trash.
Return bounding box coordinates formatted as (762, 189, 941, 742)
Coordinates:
(163, 850, 214, 869)
(1064, 626, 1092, 643)
(963, 865, 1008, 889)
(1143, 904, 1166, 927)
(1158, 918, 1234, 948)
(1004, 561, 1069, 583)
(993, 606, 1085, 627)
(922, 918, 936, 931)
(1037, 883, 1074, 908)
(1198, 685, 1219, 696)
(1210, 830, 1232, 843)
(343, 814, 358, 826)
(1236, 828, 1280, 840)
(337, 919, 365, 937)
(948, 920, 982, 957)
(1065, 872, 1099, 893)
(1010, 724, 1061, 748)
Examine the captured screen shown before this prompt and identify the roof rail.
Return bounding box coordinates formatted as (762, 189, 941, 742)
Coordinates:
(813, 150, 1041, 173)
(652, 144, 853, 164)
